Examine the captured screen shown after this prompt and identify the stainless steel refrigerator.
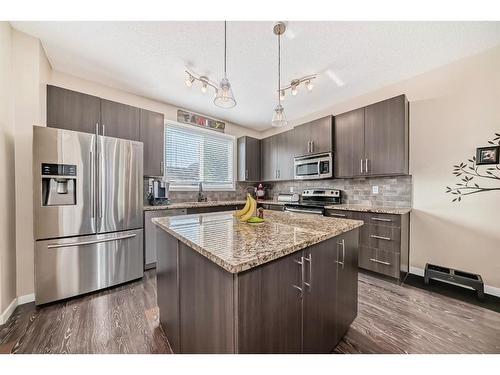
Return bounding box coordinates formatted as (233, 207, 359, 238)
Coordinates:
(33, 126, 144, 305)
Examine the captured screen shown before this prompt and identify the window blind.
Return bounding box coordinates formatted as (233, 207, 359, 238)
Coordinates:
(164, 123, 235, 190)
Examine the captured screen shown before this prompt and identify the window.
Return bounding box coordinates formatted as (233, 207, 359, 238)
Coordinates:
(164, 121, 235, 191)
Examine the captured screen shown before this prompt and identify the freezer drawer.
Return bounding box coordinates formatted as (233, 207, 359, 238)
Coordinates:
(35, 229, 143, 305)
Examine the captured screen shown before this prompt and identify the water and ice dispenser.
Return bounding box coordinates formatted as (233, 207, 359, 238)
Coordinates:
(41, 163, 77, 206)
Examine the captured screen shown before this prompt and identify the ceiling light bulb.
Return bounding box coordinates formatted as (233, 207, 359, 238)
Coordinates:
(306, 80, 313, 91)
(201, 82, 208, 94)
(185, 75, 194, 87)
(280, 90, 285, 101)
(291, 85, 298, 96)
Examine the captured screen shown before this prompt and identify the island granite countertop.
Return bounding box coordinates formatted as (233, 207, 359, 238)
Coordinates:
(152, 210, 363, 274)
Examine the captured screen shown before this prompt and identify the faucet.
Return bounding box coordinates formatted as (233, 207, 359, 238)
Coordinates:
(197, 182, 207, 202)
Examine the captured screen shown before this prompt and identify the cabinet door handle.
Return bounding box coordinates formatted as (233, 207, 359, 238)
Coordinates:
(329, 213, 346, 218)
(310, 141, 314, 153)
(360, 159, 363, 173)
(303, 253, 312, 291)
(336, 239, 345, 269)
(160, 161, 163, 174)
(372, 217, 392, 222)
(291, 284, 303, 297)
(245, 169, 249, 180)
(369, 258, 391, 266)
(95, 122, 99, 136)
(102, 123, 106, 136)
(370, 235, 392, 241)
(365, 158, 368, 173)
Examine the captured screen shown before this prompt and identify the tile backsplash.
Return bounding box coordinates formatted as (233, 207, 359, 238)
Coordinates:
(144, 176, 412, 207)
(267, 175, 412, 207)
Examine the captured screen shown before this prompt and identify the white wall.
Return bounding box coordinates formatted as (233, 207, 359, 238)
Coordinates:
(264, 46, 500, 290)
(0, 22, 17, 317)
(11, 29, 51, 298)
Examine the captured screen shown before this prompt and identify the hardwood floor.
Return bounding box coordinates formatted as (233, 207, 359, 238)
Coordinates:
(0, 271, 171, 354)
(1, 270, 499, 354)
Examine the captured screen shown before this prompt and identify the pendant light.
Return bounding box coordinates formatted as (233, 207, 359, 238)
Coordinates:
(214, 21, 236, 108)
(271, 22, 287, 127)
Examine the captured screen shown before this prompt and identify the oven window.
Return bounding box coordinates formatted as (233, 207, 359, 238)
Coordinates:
(296, 162, 319, 176)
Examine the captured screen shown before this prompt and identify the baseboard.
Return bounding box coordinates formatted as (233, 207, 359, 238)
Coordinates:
(0, 293, 37, 326)
(17, 293, 35, 305)
(409, 267, 500, 298)
(0, 298, 17, 325)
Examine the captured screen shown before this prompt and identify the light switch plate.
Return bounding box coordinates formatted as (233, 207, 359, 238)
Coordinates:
(372, 185, 379, 195)
(290, 187, 294, 193)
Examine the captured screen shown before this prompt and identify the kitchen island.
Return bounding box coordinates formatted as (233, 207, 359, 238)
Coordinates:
(152, 210, 363, 353)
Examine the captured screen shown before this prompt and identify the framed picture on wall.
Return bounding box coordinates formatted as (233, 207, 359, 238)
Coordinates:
(476, 146, 500, 165)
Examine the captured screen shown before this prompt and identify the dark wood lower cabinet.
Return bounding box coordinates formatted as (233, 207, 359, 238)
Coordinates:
(237, 252, 303, 353)
(335, 230, 359, 341)
(302, 241, 337, 353)
(155, 227, 360, 353)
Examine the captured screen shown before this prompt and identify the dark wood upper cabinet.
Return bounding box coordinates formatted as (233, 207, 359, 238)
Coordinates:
(364, 95, 409, 176)
(47, 85, 101, 134)
(334, 108, 365, 178)
(293, 122, 312, 156)
(293, 116, 333, 156)
(140, 109, 165, 176)
(100, 99, 140, 141)
(260, 136, 277, 181)
(334, 95, 408, 178)
(276, 130, 295, 181)
(237, 136, 261, 182)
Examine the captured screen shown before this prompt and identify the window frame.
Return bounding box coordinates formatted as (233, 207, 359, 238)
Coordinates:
(164, 120, 237, 192)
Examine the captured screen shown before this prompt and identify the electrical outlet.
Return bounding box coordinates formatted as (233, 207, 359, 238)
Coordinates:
(372, 185, 379, 195)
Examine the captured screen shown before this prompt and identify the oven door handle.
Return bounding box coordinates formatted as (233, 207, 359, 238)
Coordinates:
(285, 207, 323, 215)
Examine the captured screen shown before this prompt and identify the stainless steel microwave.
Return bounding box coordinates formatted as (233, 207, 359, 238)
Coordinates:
(294, 152, 333, 180)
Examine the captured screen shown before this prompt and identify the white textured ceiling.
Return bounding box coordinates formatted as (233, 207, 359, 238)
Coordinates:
(11, 21, 500, 130)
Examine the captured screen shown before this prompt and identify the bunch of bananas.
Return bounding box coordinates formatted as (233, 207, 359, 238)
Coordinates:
(234, 194, 263, 223)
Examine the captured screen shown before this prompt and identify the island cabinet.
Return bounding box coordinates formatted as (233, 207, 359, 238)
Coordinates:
(154, 216, 360, 354)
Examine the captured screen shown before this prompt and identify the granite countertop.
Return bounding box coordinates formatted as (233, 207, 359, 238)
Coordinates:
(143, 200, 246, 211)
(324, 204, 412, 215)
(143, 199, 284, 211)
(152, 210, 363, 274)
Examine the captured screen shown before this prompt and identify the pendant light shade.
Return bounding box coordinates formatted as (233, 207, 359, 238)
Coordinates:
(271, 104, 287, 127)
(271, 22, 287, 127)
(214, 21, 236, 109)
(214, 77, 236, 108)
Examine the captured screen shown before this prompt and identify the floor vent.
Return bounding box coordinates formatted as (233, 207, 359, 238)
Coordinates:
(424, 263, 484, 300)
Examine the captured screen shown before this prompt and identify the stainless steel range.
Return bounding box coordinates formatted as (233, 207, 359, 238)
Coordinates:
(284, 188, 341, 215)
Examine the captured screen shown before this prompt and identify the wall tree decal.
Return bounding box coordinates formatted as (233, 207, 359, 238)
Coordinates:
(446, 133, 500, 202)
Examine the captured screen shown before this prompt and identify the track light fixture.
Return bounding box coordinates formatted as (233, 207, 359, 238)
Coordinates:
(278, 74, 317, 100)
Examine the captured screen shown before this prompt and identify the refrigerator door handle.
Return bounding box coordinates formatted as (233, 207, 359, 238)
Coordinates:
(47, 233, 137, 249)
(97, 138, 103, 220)
(90, 149, 94, 219)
